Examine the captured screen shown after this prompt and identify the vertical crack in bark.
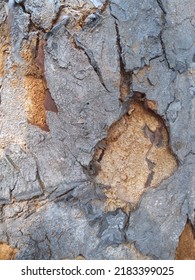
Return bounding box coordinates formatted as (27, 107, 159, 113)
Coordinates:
(112, 17, 135, 119)
(145, 158, 155, 188)
(4, 155, 20, 172)
(156, 0, 167, 15)
(159, 31, 173, 70)
(114, 20, 133, 101)
(36, 168, 46, 195)
(45, 234, 52, 259)
(73, 35, 110, 92)
(156, 0, 174, 70)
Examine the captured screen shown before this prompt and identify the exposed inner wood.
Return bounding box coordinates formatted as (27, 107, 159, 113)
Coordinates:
(0, 242, 18, 260)
(95, 101, 177, 211)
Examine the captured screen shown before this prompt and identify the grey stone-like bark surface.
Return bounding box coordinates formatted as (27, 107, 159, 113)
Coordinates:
(110, 0, 162, 70)
(0, 2, 7, 24)
(0, 0, 194, 259)
(24, 0, 61, 31)
(126, 155, 194, 259)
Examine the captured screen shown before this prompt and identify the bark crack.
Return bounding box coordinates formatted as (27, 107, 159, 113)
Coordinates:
(109, 5, 135, 119)
(156, 0, 174, 71)
(73, 35, 110, 92)
(36, 168, 46, 195)
(156, 0, 167, 15)
(114, 20, 133, 101)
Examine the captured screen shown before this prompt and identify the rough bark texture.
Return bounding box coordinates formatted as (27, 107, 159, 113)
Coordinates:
(0, 0, 194, 260)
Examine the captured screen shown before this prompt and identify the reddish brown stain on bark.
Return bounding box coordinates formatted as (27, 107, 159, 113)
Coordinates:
(44, 90, 58, 113)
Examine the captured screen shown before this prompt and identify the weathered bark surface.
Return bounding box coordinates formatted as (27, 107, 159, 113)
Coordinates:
(0, 0, 194, 259)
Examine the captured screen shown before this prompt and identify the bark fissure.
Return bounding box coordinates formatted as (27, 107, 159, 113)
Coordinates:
(156, 0, 174, 71)
(73, 35, 110, 92)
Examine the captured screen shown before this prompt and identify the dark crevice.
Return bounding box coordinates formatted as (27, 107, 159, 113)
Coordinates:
(159, 31, 174, 71)
(45, 16, 70, 39)
(156, 0, 167, 15)
(23, 208, 36, 219)
(5, 155, 20, 172)
(14, 0, 47, 33)
(35, 36, 58, 113)
(183, 150, 195, 163)
(45, 234, 52, 259)
(34, 32, 40, 59)
(124, 210, 131, 233)
(5, 231, 10, 244)
(113, 19, 135, 120)
(10, 176, 18, 203)
(156, 0, 175, 71)
(0, 206, 3, 223)
(36, 169, 46, 194)
(145, 158, 155, 188)
(13, 0, 38, 34)
(165, 91, 176, 119)
(51, 3, 66, 26)
(73, 35, 110, 92)
(52, 187, 76, 203)
(144, 171, 155, 188)
(15, 1, 27, 14)
(114, 20, 133, 101)
(149, 55, 163, 63)
(85, 159, 101, 178)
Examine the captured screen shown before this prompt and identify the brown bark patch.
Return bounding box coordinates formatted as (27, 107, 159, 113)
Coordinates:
(175, 221, 195, 260)
(95, 101, 177, 211)
(0, 242, 18, 260)
(0, 24, 9, 80)
(24, 76, 49, 131)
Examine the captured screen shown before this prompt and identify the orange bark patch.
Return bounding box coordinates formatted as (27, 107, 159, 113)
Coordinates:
(175, 221, 195, 260)
(20, 35, 54, 131)
(0, 242, 18, 260)
(95, 101, 177, 211)
(24, 76, 49, 131)
(0, 24, 9, 79)
(20, 37, 43, 77)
